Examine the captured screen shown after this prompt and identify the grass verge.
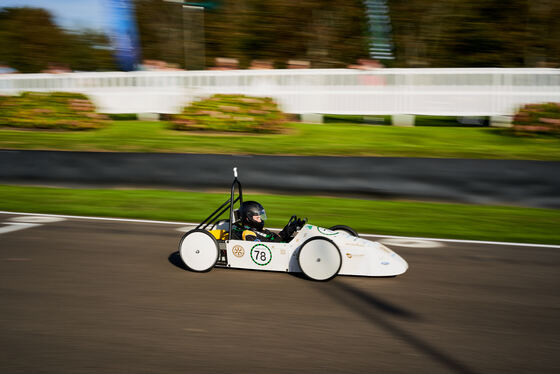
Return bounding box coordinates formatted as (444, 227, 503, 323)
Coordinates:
(0, 120, 559, 160)
(1, 184, 559, 245)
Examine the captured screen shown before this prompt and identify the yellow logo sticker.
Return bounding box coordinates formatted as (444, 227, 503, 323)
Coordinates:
(232, 245, 245, 258)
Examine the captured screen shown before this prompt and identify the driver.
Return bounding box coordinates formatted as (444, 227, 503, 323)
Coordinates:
(232, 201, 305, 242)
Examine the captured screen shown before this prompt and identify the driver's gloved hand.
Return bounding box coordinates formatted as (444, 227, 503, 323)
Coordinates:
(279, 216, 307, 242)
(280, 217, 297, 239)
(286, 221, 298, 235)
(296, 217, 307, 229)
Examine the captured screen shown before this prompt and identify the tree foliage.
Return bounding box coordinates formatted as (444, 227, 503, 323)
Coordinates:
(2, 1, 559, 72)
(134, 0, 184, 67)
(389, 0, 560, 67)
(135, 0, 560, 69)
(135, 0, 370, 69)
(0, 7, 116, 73)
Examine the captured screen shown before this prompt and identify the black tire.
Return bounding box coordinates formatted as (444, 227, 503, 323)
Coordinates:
(328, 225, 359, 237)
(178, 229, 219, 272)
(297, 237, 342, 281)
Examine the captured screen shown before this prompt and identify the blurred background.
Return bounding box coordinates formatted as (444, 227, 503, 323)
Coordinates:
(1, 3, 560, 374)
(0, 0, 559, 241)
(1, 0, 559, 73)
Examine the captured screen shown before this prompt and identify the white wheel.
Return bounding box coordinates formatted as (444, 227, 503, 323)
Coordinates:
(298, 238, 342, 281)
(179, 230, 219, 272)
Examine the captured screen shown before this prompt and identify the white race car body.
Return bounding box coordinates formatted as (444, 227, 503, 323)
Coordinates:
(222, 224, 408, 277)
(178, 169, 408, 280)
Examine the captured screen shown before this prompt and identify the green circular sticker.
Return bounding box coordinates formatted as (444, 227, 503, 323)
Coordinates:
(317, 227, 339, 236)
(250, 244, 272, 266)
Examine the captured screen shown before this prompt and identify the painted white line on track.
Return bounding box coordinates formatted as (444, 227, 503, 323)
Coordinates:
(370, 234, 560, 249)
(0, 222, 41, 235)
(378, 238, 444, 248)
(0, 211, 189, 226)
(8, 216, 66, 224)
(1, 210, 559, 249)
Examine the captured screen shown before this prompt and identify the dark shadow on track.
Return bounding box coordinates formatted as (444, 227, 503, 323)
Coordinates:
(168, 251, 188, 271)
(168, 250, 477, 373)
(318, 279, 479, 374)
(334, 280, 419, 319)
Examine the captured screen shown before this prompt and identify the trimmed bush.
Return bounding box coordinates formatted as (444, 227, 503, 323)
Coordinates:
(0, 91, 107, 130)
(171, 94, 286, 133)
(511, 103, 560, 136)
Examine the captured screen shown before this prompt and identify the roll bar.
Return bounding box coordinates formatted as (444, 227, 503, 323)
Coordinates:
(229, 168, 242, 240)
(196, 167, 243, 241)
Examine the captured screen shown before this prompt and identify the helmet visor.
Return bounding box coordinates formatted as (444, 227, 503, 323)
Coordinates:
(252, 208, 267, 222)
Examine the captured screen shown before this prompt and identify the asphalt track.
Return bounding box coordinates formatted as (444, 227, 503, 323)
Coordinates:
(1, 212, 558, 374)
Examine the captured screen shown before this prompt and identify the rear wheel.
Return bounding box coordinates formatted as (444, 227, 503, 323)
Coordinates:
(328, 225, 359, 237)
(179, 229, 219, 272)
(298, 237, 342, 281)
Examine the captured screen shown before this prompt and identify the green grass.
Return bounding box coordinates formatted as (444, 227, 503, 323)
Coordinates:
(1, 184, 559, 245)
(0, 120, 559, 160)
(323, 114, 478, 126)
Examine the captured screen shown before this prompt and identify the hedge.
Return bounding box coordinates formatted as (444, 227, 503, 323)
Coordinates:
(0, 91, 107, 130)
(512, 102, 560, 136)
(170, 94, 287, 133)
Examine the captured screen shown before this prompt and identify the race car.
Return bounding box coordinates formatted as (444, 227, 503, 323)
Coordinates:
(178, 168, 408, 281)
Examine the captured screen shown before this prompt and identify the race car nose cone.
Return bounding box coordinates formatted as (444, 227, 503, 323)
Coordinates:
(392, 254, 409, 275)
(377, 243, 408, 276)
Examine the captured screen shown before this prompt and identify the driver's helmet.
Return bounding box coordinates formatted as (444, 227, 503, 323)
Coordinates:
(239, 201, 267, 230)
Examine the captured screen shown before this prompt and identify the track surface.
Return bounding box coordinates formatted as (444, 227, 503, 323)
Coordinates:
(1, 213, 558, 374)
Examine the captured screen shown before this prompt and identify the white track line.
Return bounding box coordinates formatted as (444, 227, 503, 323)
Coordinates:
(0, 211, 190, 226)
(1, 210, 559, 249)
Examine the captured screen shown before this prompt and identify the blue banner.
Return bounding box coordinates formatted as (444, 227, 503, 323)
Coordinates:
(104, 0, 141, 71)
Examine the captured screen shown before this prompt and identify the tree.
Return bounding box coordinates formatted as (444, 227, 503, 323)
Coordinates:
(134, 0, 184, 67)
(388, 0, 560, 67)
(0, 7, 67, 72)
(135, 0, 370, 69)
(0, 7, 116, 73)
(207, 0, 370, 68)
(62, 31, 118, 72)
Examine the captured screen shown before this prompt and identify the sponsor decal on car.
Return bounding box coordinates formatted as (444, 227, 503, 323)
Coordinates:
(346, 252, 365, 259)
(317, 227, 339, 235)
(250, 243, 272, 266)
(346, 242, 365, 247)
(232, 245, 245, 258)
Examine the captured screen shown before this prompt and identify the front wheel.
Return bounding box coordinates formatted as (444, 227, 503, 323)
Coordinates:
(328, 225, 359, 237)
(298, 237, 342, 281)
(179, 229, 219, 272)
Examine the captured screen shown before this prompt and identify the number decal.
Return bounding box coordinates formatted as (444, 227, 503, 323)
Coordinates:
(250, 244, 272, 266)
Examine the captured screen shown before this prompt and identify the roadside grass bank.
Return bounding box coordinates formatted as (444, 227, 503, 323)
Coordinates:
(1, 185, 559, 245)
(1, 120, 559, 160)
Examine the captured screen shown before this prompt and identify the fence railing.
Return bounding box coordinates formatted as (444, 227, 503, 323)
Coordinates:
(1, 68, 559, 115)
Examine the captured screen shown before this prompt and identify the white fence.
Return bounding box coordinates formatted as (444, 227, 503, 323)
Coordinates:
(1, 68, 559, 115)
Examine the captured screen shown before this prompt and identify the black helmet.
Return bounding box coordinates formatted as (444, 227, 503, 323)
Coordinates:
(239, 201, 267, 230)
